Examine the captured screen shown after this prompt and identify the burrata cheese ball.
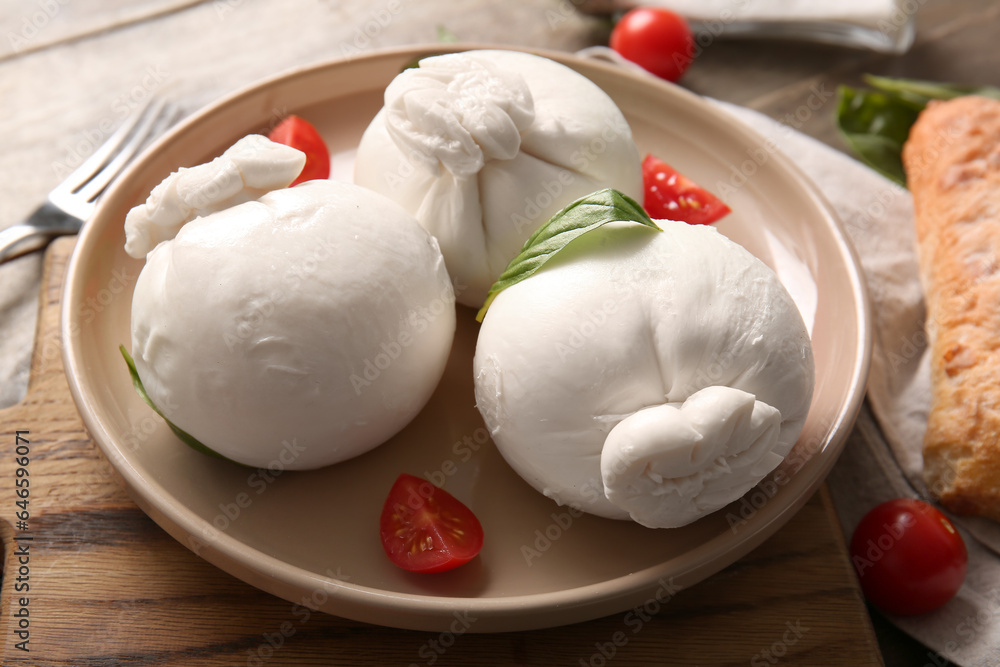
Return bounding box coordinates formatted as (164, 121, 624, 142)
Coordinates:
(127, 149, 455, 469)
(473, 221, 814, 528)
(353, 49, 643, 307)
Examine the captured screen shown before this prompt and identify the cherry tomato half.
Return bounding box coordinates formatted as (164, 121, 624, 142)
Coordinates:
(641, 154, 731, 225)
(267, 115, 331, 186)
(379, 473, 484, 574)
(610, 7, 695, 83)
(849, 498, 967, 616)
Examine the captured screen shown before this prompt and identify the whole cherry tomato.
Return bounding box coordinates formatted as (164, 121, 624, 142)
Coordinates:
(610, 8, 695, 82)
(849, 498, 967, 615)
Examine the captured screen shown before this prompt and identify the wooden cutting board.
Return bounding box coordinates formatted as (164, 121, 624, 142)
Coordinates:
(0, 237, 882, 666)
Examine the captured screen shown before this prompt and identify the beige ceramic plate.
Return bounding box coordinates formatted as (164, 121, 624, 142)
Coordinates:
(62, 45, 871, 633)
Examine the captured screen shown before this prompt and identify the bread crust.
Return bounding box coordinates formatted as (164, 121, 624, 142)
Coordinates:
(902, 95, 1000, 522)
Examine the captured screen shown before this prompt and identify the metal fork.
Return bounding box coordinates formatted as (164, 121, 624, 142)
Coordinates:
(0, 96, 179, 264)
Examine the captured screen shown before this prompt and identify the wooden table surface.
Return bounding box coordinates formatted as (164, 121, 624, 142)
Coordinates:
(0, 0, 997, 664)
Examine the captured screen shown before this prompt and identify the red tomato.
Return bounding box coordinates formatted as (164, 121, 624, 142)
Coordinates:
(641, 154, 731, 225)
(379, 473, 484, 574)
(267, 115, 330, 186)
(610, 8, 695, 83)
(849, 498, 967, 616)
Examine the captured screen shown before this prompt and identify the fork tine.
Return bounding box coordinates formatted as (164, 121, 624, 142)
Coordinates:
(47, 95, 178, 221)
(0, 93, 179, 265)
(51, 95, 159, 199)
(74, 97, 177, 204)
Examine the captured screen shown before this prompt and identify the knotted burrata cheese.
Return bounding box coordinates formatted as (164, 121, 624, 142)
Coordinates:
(124, 134, 307, 259)
(128, 177, 455, 469)
(473, 222, 814, 528)
(353, 49, 643, 307)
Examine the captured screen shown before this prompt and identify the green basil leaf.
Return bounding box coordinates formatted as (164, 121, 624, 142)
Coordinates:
(119, 344, 235, 462)
(836, 85, 920, 186)
(864, 74, 1000, 106)
(836, 75, 1000, 188)
(476, 188, 660, 322)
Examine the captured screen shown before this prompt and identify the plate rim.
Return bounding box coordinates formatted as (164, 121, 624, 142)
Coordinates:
(60, 42, 873, 632)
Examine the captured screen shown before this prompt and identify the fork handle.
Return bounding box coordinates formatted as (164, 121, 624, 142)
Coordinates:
(0, 212, 81, 264)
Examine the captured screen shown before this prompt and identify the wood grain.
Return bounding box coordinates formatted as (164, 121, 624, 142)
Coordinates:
(0, 238, 881, 665)
(0, 0, 205, 62)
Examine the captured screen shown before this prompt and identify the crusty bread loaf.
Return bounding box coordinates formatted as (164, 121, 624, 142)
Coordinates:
(902, 95, 1000, 522)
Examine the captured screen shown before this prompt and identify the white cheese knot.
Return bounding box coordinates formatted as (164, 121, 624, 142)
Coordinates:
(472, 220, 814, 528)
(354, 50, 643, 307)
(384, 56, 535, 177)
(129, 178, 455, 469)
(124, 134, 305, 258)
(602, 386, 783, 529)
